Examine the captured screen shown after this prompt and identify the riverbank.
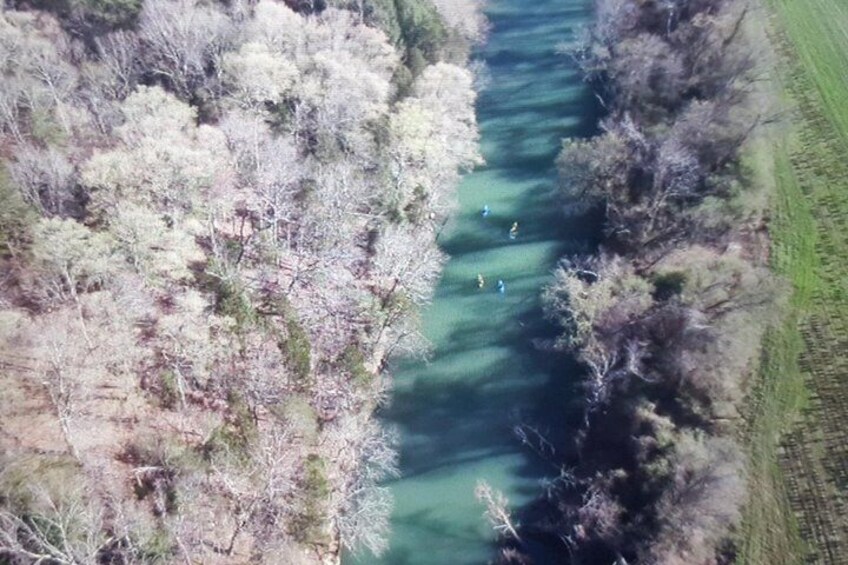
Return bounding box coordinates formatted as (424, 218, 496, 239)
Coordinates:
(537, 1, 784, 561)
(738, 0, 848, 562)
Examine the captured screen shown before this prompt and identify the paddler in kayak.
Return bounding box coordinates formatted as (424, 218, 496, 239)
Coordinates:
(509, 221, 519, 239)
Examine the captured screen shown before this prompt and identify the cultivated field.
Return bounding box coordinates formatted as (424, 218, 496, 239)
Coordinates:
(739, 1, 848, 563)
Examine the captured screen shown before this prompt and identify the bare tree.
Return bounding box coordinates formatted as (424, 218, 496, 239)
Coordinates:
(25, 29, 77, 136)
(138, 0, 233, 97)
(576, 481, 623, 543)
(611, 33, 685, 113)
(370, 225, 445, 356)
(109, 202, 204, 284)
(475, 481, 521, 542)
(29, 218, 114, 301)
(0, 11, 76, 141)
(9, 144, 75, 217)
(82, 86, 232, 225)
(320, 417, 395, 555)
(0, 486, 109, 564)
(221, 42, 298, 109)
(337, 484, 394, 557)
(246, 0, 304, 55)
(430, 0, 489, 44)
(648, 432, 746, 564)
(38, 327, 82, 460)
(94, 30, 141, 100)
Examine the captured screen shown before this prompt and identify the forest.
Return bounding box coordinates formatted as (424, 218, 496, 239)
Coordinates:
(530, 0, 781, 563)
(0, 0, 485, 563)
(2, 0, 830, 563)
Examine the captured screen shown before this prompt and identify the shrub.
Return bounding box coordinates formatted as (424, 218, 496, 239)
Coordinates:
(157, 370, 180, 409)
(265, 295, 313, 388)
(0, 168, 36, 258)
(0, 455, 111, 562)
(283, 316, 312, 385)
(652, 271, 687, 301)
(30, 108, 69, 146)
(215, 277, 257, 332)
(138, 526, 176, 562)
(73, 0, 141, 29)
(395, 0, 447, 74)
(120, 436, 205, 517)
(23, 0, 141, 31)
(292, 455, 330, 545)
(339, 344, 373, 389)
(274, 396, 319, 444)
(201, 392, 257, 464)
(329, 0, 447, 76)
(0, 454, 80, 513)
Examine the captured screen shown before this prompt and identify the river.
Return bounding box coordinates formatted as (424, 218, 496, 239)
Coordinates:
(361, 1, 596, 563)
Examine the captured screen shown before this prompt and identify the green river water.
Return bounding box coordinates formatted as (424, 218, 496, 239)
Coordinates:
(361, 1, 597, 563)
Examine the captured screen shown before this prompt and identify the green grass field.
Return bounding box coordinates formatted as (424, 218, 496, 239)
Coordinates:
(736, 138, 810, 565)
(769, 0, 848, 145)
(738, 1, 848, 563)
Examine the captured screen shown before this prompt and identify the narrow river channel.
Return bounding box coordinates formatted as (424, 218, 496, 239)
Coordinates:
(363, 1, 597, 563)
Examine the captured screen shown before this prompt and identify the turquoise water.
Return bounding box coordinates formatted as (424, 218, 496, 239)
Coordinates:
(364, 1, 596, 563)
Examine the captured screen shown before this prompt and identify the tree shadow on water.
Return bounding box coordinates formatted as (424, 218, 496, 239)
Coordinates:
(376, 0, 602, 563)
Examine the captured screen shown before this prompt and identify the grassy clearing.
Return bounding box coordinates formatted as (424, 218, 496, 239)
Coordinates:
(738, 1, 848, 563)
(737, 137, 811, 565)
(769, 0, 848, 145)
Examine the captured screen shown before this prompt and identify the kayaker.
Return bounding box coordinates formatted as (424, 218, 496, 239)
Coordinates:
(509, 222, 519, 239)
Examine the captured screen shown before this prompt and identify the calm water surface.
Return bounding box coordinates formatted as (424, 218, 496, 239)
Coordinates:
(358, 1, 596, 563)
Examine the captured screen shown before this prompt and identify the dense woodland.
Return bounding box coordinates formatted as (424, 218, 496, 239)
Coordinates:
(0, 0, 485, 563)
(0, 0, 786, 562)
(531, 0, 776, 563)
